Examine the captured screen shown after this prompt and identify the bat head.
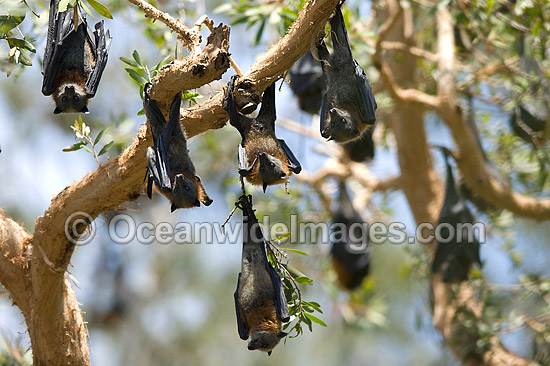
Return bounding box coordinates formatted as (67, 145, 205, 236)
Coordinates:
(53, 84, 89, 114)
(170, 174, 201, 211)
(247, 330, 287, 354)
(170, 174, 213, 211)
(258, 153, 289, 191)
(321, 107, 366, 143)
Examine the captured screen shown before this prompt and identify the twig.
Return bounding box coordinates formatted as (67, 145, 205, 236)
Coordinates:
(128, 0, 199, 51)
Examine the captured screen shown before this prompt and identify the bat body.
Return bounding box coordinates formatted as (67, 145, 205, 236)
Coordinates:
(330, 182, 370, 290)
(223, 76, 301, 192)
(341, 126, 375, 162)
(289, 52, 325, 115)
(317, 4, 377, 143)
(431, 150, 481, 283)
(42, 1, 111, 114)
(234, 195, 289, 355)
(144, 84, 212, 211)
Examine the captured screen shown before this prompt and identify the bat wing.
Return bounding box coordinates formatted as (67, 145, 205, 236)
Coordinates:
(234, 274, 249, 340)
(42, 4, 76, 96)
(146, 140, 171, 193)
(278, 139, 301, 174)
(354, 61, 377, 124)
(84, 20, 112, 98)
(144, 83, 167, 140)
(238, 143, 257, 176)
(319, 92, 329, 138)
(257, 82, 276, 130)
(265, 256, 290, 322)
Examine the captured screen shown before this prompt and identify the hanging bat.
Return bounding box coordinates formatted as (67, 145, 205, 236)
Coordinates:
(234, 195, 289, 355)
(42, 1, 111, 114)
(289, 51, 325, 115)
(330, 182, 370, 290)
(317, 3, 377, 143)
(341, 126, 375, 163)
(431, 148, 481, 283)
(223, 76, 302, 192)
(144, 83, 212, 211)
(509, 104, 547, 147)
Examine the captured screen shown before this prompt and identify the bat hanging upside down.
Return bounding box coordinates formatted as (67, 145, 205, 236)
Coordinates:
(234, 195, 290, 355)
(144, 83, 212, 211)
(42, 0, 112, 114)
(317, 3, 377, 143)
(431, 148, 481, 283)
(223, 76, 302, 192)
(330, 182, 370, 290)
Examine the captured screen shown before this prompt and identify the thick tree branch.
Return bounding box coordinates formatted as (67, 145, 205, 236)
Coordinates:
(0, 214, 31, 314)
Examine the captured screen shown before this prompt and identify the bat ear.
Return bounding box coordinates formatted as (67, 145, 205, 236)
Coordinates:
(195, 175, 213, 206)
(277, 332, 288, 339)
(262, 182, 268, 193)
(267, 351, 272, 356)
(80, 106, 90, 114)
(54, 107, 63, 114)
(171, 203, 177, 212)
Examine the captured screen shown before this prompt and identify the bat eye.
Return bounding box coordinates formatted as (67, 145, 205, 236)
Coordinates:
(62, 96, 68, 102)
(73, 96, 80, 102)
(184, 185, 191, 192)
(270, 162, 275, 168)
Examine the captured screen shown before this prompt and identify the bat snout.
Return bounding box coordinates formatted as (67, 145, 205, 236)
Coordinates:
(193, 199, 201, 207)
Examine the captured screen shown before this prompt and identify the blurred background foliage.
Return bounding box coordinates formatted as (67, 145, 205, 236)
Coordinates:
(1, 0, 550, 365)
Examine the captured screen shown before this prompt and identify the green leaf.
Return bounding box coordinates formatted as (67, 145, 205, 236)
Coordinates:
(18, 49, 31, 66)
(0, 14, 25, 35)
(86, 0, 113, 19)
(274, 232, 291, 241)
(125, 68, 147, 85)
(84, 146, 93, 153)
(94, 128, 107, 145)
(137, 108, 145, 116)
(63, 142, 86, 152)
(119, 56, 139, 68)
(79, 0, 94, 19)
(294, 276, 313, 285)
(6, 37, 35, 52)
(254, 18, 266, 45)
(281, 248, 308, 256)
(98, 141, 114, 156)
(304, 313, 327, 327)
(132, 50, 142, 66)
(285, 264, 307, 279)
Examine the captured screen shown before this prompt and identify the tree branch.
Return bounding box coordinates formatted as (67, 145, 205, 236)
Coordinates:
(128, 0, 199, 49)
(435, 6, 550, 220)
(372, 4, 442, 110)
